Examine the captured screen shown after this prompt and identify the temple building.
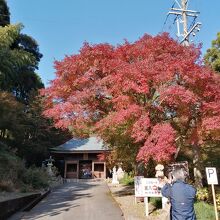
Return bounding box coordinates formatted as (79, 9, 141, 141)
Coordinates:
(50, 137, 109, 179)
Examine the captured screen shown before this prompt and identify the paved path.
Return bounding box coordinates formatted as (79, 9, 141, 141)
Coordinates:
(10, 181, 124, 220)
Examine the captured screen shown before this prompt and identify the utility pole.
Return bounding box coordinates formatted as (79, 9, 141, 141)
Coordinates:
(168, 0, 201, 46)
(182, 0, 188, 43)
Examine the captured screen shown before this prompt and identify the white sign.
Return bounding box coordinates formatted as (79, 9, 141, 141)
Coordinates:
(134, 176, 144, 197)
(141, 178, 162, 197)
(206, 167, 218, 185)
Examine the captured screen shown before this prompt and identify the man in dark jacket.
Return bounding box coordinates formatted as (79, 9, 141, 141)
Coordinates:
(161, 168, 197, 220)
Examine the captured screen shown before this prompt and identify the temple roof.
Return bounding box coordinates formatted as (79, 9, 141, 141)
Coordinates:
(51, 136, 108, 153)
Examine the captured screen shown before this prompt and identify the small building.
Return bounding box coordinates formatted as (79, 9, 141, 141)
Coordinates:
(50, 137, 109, 179)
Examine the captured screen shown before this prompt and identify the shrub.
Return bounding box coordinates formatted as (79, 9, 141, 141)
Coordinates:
(51, 166, 60, 176)
(20, 183, 33, 193)
(196, 187, 209, 201)
(0, 180, 14, 192)
(119, 172, 134, 186)
(0, 146, 51, 192)
(150, 197, 162, 209)
(0, 148, 26, 191)
(22, 167, 50, 189)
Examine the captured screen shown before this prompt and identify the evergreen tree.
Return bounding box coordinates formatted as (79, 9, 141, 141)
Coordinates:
(0, 0, 10, 27)
(0, 0, 43, 104)
(204, 32, 220, 73)
(0, 1, 71, 168)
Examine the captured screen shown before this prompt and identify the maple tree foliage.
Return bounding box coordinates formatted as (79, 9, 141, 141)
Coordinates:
(41, 33, 220, 168)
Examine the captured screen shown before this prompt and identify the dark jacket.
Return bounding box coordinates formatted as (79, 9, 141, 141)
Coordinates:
(161, 180, 197, 220)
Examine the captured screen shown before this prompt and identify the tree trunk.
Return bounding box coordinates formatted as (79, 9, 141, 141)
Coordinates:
(193, 144, 203, 188)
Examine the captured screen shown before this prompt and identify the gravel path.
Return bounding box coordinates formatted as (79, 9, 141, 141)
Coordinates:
(108, 183, 170, 220)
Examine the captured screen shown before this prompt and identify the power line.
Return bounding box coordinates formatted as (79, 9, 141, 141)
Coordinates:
(162, 2, 175, 32)
(188, 16, 196, 31)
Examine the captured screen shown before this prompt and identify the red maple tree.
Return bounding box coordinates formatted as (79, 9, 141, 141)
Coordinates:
(41, 34, 220, 186)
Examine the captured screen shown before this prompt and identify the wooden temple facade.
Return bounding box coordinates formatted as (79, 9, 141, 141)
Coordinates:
(51, 137, 108, 179)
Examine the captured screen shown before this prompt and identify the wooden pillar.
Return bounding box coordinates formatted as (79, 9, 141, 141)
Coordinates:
(77, 161, 79, 179)
(64, 161, 67, 178)
(104, 162, 106, 179)
(92, 161, 94, 178)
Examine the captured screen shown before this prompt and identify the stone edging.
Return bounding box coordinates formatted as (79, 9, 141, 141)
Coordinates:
(107, 183, 127, 220)
(23, 189, 50, 211)
(0, 193, 41, 220)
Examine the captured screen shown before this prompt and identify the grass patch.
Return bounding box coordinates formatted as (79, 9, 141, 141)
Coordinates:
(195, 201, 219, 220)
(149, 197, 162, 209)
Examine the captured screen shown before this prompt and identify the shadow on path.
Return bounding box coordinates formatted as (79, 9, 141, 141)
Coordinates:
(10, 181, 124, 220)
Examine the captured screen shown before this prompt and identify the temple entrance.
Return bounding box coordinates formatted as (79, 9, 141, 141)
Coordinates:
(79, 160, 92, 179)
(65, 162, 78, 178)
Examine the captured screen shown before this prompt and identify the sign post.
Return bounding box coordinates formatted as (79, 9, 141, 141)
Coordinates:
(206, 167, 219, 220)
(144, 197, 149, 216)
(141, 178, 162, 216)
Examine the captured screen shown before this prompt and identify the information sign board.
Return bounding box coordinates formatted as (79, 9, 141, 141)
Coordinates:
(141, 178, 162, 197)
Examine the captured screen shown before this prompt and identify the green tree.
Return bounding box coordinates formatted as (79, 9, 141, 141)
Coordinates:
(12, 34, 44, 103)
(0, 91, 24, 141)
(0, 24, 38, 93)
(0, 24, 44, 103)
(17, 95, 71, 166)
(0, 0, 10, 27)
(0, 0, 43, 104)
(0, 91, 71, 167)
(204, 32, 220, 73)
(0, 0, 71, 169)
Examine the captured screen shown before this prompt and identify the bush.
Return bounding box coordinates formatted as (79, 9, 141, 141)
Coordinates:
(0, 180, 14, 192)
(0, 148, 26, 191)
(149, 197, 162, 209)
(119, 172, 134, 186)
(22, 167, 50, 189)
(0, 147, 51, 192)
(196, 187, 209, 201)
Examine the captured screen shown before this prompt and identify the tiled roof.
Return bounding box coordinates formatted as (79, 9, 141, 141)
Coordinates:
(51, 136, 107, 152)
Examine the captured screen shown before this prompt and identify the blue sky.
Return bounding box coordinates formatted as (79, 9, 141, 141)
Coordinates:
(7, 0, 220, 86)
